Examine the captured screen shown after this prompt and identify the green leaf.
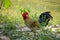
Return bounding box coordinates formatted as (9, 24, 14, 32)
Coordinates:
(3, 0, 11, 9)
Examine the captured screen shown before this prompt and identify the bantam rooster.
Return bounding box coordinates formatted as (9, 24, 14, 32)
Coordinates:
(39, 11, 53, 26)
(22, 12, 40, 32)
(22, 11, 53, 32)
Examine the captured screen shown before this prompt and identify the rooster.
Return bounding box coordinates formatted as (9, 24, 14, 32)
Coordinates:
(22, 11, 53, 32)
(22, 12, 40, 32)
(39, 11, 53, 26)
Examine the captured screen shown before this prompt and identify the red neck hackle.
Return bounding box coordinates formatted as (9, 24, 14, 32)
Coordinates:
(22, 12, 28, 20)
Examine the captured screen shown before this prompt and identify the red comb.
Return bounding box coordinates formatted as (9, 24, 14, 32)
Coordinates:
(22, 12, 28, 16)
(22, 12, 28, 20)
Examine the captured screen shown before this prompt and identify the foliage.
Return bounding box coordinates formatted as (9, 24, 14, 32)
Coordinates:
(3, 0, 11, 9)
(0, 25, 59, 40)
(38, 29, 58, 40)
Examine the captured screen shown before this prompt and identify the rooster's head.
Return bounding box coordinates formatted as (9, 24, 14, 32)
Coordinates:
(22, 12, 28, 20)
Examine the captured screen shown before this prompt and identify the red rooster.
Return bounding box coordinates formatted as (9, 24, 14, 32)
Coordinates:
(22, 12, 40, 32)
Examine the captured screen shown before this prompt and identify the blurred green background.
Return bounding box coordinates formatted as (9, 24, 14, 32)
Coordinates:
(0, 0, 60, 40)
(0, 0, 60, 26)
